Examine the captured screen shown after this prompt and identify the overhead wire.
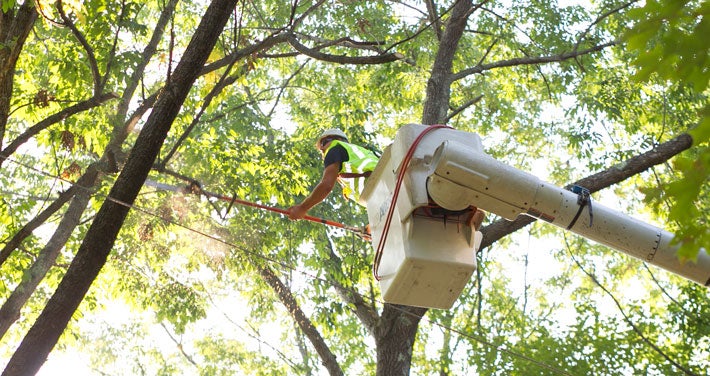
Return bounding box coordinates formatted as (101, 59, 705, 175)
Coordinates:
(0, 154, 574, 375)
(195, 279, 304, 373)
(562, 234, 700, 376)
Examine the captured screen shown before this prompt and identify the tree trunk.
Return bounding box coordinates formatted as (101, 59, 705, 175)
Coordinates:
(0, 1, 37, 148)
(1, 0, 238, 374)
(372, 2, 471, 374)
(0, 166, 98, 339)
(422, 0, 472, 125)
(375, 304, 427, 376)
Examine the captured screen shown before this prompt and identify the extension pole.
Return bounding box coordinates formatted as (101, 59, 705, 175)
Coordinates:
(145, 179, 370, 240)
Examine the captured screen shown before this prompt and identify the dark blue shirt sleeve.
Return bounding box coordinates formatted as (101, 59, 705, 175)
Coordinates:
(323, 144, 349, 169)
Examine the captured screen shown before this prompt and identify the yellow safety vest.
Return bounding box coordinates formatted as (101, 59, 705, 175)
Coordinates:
(325, 140, 379, 204)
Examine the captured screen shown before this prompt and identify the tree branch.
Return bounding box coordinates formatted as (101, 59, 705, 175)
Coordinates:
(286, 33, 404, 65)
(203, 33, 291, 74)
(425, 0, 442, 40)
(573, 0, 638, 55)
(0, 92, 118, 168)
(318, 237, 381, 336)
(101, 0, 125, 90)
(288, 0, 328, 31)
(159, 322, 199, 368)
(159, 58, 243, 168)
(0, 163, 100, 267)
(258, 266, 344, 376)
(0, 0, 38, 150)
(446, 94, 482, 123)
(56, 0, 102, 95)
(0, 165, 98, 339)
(452, 40, 618, 82)
(195, 280, 304, 371)
(104, 0, 179, 170)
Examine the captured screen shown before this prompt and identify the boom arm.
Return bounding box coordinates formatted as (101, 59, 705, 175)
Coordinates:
(427, 138, 710, 287)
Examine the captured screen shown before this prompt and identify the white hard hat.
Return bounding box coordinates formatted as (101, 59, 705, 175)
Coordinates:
(316, 129, 348, 148)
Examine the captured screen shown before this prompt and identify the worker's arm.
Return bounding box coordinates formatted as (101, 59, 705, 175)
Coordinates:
(287, 162, 340, 220)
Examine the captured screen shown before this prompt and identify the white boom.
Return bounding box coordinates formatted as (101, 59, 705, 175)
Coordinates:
(360, 124, 710, 309)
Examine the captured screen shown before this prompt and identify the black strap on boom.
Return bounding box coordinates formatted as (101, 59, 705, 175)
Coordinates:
(567, 185, 593, 230)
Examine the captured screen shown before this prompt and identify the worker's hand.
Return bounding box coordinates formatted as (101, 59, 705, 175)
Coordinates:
(287, 204, 308, 220)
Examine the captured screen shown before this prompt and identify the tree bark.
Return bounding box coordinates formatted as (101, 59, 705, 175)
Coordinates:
(1, 0, 238, 374)
(0, 1, 37, 148)
(258, 266, 343, 376)
(375, 304, 427, 376)
(422, 0, 472, 125)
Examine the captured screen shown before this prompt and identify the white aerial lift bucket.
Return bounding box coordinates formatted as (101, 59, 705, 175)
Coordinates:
(361, 124, 710, 310)
(360, 124, 483, 309)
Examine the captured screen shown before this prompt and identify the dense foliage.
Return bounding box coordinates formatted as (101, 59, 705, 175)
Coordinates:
(0, 1, 707, 375)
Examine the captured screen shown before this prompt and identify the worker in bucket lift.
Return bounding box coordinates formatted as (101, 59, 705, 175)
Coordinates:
(286, 128, 486, 232)
(287, 129, 379, 220)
